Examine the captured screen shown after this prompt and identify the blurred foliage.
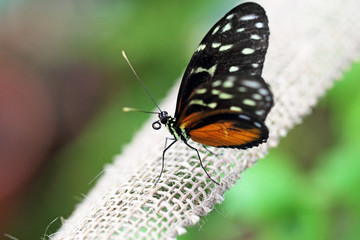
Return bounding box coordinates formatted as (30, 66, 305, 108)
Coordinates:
(1, 0, 360, 239)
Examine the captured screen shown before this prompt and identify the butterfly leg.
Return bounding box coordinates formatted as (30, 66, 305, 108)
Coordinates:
(165, 137, 176, 149)
(154, 139, 177, 185)
(202, 145, 220, 156)
(184, 142, 219, 185)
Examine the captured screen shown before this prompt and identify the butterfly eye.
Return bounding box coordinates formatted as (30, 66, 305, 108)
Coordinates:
(158, 111, 169, 124)
(152, 120, 161, 130)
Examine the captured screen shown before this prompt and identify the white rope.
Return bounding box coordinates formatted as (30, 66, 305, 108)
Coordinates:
(52, 0, 360, 239)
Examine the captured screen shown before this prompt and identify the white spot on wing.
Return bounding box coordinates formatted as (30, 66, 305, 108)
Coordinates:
(243, 99, 256, 106)
(194, 64, 217, 77)
(212, 89, 220, 95)
(219, 44, 233, 51)
(196, 88, 207, 94)
(230, 106, 242, 112)
(196, 44, 206, 52)
(223, 80, 234, 88)
(239, 115, 251, 121)
(242, 48, 255, 54)
(242, 79, 262, 88)
(237, 28, 245, 32)
(189, 100, 218, 109)
(194, 67, 207, 74)
(207, 64, 217, 76)
(226, 13, 234, 20)
(252, 93, 262, 100)
(207, 102, 217, 109)
(229, 66, 239, 72)
(212, 42, 221, 48)
(254, 122, 262, 128)
(189, 99, 205, 106)
(212, 80, 222, 87)
(250, 34, 261, 40)
(255, 22, 264, 28)
(212, 25, 220, 35)
(219, 93, 233, 99)
(222, 23, 232, 32)
(240, 14, 258, 21)
(252, 63, 259, 68)
(259, 88, 269, 95)
(255, 110, 265, 116)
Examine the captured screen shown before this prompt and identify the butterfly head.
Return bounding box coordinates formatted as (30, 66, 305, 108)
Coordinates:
(152, 110, 173, 130)
(158, 111, 169, 124)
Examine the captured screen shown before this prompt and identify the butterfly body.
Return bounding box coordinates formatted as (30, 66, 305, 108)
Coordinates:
(135, 2, 273, 184)
(163, 114, 189, 142)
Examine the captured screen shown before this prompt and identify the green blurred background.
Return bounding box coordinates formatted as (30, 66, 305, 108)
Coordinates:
(0, 0, 359, 239)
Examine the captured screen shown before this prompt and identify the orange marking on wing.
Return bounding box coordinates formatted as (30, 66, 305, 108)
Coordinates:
(189, 121, 261, 147)
(179, 109, 233, 129)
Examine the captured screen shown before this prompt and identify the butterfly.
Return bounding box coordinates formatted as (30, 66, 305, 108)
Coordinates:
(123, 2, 273, 185)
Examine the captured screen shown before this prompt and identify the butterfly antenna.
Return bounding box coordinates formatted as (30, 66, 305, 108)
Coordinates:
(122, 107, 158, 114)
(122, 50, 162, 112)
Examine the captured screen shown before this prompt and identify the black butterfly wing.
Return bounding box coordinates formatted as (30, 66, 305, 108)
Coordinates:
(177, 73, 273, 149)
(174, 2, 270, 117)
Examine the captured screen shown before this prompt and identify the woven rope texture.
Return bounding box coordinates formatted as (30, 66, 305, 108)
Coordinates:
(53, 0, 360, 239)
